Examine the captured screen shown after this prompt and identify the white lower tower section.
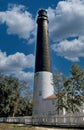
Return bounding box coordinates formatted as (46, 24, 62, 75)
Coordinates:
(33, 71, 55, 116)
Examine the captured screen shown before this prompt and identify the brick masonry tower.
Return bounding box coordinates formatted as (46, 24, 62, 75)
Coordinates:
(33, 9, 54, 116)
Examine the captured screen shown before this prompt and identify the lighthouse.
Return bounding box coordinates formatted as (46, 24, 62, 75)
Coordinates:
(33, 9, 55, 116)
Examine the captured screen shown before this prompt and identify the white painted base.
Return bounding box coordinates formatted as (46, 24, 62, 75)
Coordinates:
(33, 71, 55, 116)
(34, 71, 54, 99)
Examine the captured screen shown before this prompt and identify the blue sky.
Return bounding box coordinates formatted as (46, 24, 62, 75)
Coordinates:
(0, 0, 84, 88)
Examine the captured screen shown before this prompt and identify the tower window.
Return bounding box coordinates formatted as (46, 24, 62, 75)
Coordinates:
(48, 111, 51, 115)
(39, 91, 42, 96)
(52, 100, 55, 105)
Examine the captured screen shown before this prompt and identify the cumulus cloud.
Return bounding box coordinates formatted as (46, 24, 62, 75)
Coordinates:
(52, 37, 84, 62)
(0, 50, 35, 87)
(0, 5, 35, 43)
(15, 71, 34, 87)
(0, 50, 35, 74)
(48, 0, 84, 40)
(47, 0, 84, 61)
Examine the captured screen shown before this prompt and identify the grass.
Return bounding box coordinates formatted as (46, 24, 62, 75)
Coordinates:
(0, 123, 36, 130)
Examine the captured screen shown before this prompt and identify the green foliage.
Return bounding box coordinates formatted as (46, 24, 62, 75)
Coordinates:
(64, 63, 84, 113)
(53, 64, 84, 114)
(0, 74, 19, 116)
(0, 74, 32, 117)
(53, 70, 66, 114)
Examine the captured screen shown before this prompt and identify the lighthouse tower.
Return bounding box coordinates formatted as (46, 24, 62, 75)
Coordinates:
(33, 10, 55, 116)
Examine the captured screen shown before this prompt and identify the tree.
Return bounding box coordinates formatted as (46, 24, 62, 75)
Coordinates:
(53, 70, 66, 114)
(53, 64, 84, 114)
(0, 74, 32, 117)
(0, 74, 20, 117)
(12, 97, 32, 117)
(64, 63, 84, 113)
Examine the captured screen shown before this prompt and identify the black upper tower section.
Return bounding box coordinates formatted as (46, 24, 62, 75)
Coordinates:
(35, 9, 51, 72)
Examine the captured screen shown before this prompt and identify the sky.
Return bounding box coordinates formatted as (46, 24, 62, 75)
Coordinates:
(0, 0, 84, 89)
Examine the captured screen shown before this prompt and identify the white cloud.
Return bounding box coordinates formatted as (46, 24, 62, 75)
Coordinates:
(15, 71, 34, 87)
(0, 50, 35, 87)
(47, 0, 84, 61)
(0, 5, 35, 43)
(48, 0, 84, 40)
(15, 71, 34, 81)
(0, 50, 35, 74)
(52, 37, 84, 62)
